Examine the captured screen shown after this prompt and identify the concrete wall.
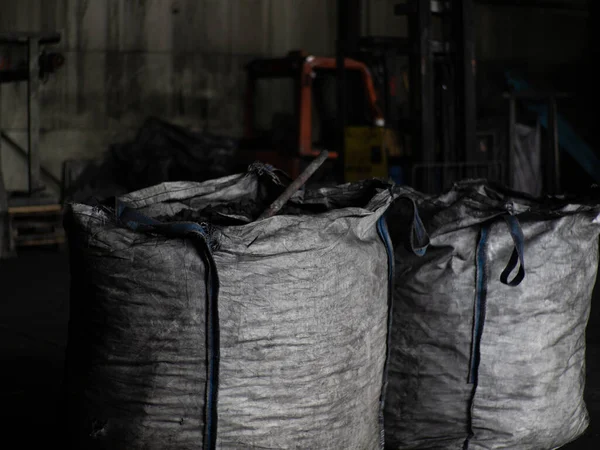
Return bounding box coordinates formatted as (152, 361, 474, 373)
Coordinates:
(0, 0, 590, 194)
(0, 0, 337, 193)
(364, 0, 589, 64)
(475, 2, 589, 65)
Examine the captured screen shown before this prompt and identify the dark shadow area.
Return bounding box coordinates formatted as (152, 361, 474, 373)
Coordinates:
(0, 248, 69, 444)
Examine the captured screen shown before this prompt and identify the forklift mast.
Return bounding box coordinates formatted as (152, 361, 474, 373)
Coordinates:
(242, 50, 387, 180)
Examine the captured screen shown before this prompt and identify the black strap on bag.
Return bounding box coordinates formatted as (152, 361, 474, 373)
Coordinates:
(500, 215, 526, 286)
(377, 196, 429, 448)
(116, 202, 221, 450)
(393, 195, 430, 256)
(465, 214, 526, 449)
(468, 224, 491, 386)
(406, 197, 430, 257)
(468, 214, 526, 384)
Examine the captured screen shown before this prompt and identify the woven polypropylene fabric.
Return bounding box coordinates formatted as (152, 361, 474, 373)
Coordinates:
(64, 169, 393, 450)
(385, 181, 600, 450)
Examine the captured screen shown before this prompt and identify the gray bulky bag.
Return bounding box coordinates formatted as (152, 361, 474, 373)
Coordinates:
(385, 180, 600, 449)
(64, 165, 395, 450)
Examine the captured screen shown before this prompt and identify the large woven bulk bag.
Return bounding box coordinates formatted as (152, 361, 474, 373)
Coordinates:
(63, 165, 396, 450)
(385, 181, 600, 449)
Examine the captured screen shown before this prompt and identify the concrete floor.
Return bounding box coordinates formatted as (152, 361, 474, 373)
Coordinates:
(0, 248, 599, 448)
(0, 249, 69, 444)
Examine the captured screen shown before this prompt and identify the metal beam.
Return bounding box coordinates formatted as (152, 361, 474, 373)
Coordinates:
(336, 0, 361, 182)
(410, 0, 435, 164)
(508, 93, 517, 189)
(0, 86, 4, 204)
(0, 132, 62, 188)
(547, 96, 561, 193)
(0, 32, 61, 45)
(475, 0, 588, 12)
(27, 37, 42, 194)
(454, 0, 477, 163)
(0, 82, 7, 258)
(336, 0, 347, 182)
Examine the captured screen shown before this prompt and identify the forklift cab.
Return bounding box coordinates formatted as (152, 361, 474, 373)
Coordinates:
(239, 50, 398, 181)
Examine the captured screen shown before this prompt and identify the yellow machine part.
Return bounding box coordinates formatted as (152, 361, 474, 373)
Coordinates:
(344, 126, 401, 182)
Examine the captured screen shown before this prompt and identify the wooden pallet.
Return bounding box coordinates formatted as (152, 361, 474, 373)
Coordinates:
(7, 203, 64, 252)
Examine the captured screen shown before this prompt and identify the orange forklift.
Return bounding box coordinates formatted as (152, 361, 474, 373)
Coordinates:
(236, 50, 403, 182)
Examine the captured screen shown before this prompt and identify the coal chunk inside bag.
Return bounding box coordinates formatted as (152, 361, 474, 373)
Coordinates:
(63, 166, 396, 450)
(385, 180, 600, 450)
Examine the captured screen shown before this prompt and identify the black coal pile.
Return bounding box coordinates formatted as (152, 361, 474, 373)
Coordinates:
(63, 117, 238, 204)
(153, 178, 391, 226)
